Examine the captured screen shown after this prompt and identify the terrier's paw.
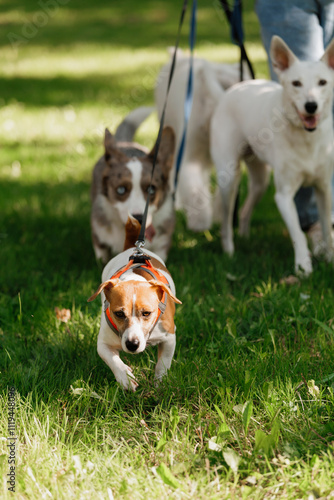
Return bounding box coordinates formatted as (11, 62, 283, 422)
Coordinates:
(116, 366, 138, 392)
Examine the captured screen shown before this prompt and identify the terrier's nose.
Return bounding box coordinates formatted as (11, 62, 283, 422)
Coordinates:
(132, 213, 143, 225)
(305, 101, 318, 114)
(125, 339, 139, 352)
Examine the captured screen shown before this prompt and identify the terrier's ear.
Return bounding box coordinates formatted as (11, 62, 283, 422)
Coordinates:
(87, 278, 119, 302)
(270, 36, 298, 75)
(148, 280, 182, 304)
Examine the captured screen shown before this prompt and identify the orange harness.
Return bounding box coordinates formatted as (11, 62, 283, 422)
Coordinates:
(104, 257, 169, 337)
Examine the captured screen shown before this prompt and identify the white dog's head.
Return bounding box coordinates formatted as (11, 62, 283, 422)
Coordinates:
(270, 35, 334, 131)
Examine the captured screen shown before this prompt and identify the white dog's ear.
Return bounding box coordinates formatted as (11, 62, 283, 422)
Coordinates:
(270, 36, 298, 75)
(321, 38, 334, 70)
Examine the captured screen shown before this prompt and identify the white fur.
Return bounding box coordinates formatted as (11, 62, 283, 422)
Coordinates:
(155, 52, 251, 231)
(93, 211, 125, 258)
(115, 160, 153, 226)
(210, 36, 334, 275)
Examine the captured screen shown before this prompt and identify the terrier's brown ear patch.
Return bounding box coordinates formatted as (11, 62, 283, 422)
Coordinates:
(87, 278, 119, 302)
(148, 280, 182, 305)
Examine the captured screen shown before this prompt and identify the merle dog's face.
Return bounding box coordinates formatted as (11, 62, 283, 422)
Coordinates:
(102, 126, 176, 229)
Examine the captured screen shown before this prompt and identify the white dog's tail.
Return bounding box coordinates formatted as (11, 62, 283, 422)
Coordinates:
(115, 106, 154, 142)
(200, 61, 226, 102)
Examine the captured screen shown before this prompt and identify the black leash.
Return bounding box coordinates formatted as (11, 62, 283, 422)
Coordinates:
(219, 0, 255, 81)
(134, 0, 189, 255)
(219, 0, 255, 226)
(134, 0, 255, 249)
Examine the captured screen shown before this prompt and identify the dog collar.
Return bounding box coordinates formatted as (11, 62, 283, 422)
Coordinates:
(104, 257, 169, 337)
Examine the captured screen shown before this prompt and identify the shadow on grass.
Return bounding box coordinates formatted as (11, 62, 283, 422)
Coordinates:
(0, 0, 260, 51)
(0, 72, 155, 108)
(0, 178, 94, 292)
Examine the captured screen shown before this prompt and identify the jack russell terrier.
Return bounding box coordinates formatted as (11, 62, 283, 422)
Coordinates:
(210, 35, 334, 275)
(155, 49, 251, 232)
(88, 216, 182, 391)
(91, 107, 176, 264)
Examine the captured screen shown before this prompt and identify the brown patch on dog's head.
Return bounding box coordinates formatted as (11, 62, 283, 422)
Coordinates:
(147, 126, 175, 172)
(103, 129, 133, 200)
(140, 126, 176, 209)
(87, 278, 119, 302)
(102, 129, 149, 203)
(147, 279, 182, 305)
(148, 278, 181, 335)
(104, 129, 128, 162)
(101, 163, 133, 201)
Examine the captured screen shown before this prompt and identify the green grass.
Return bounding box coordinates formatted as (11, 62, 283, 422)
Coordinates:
(1, 0, 334, 498)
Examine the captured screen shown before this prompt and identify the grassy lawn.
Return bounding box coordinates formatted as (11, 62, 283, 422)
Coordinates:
(1, 0, 334, 498)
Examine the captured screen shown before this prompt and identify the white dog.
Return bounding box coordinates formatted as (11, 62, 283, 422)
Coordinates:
(155, 50, 251, 232)
(210, 35, 334, 275)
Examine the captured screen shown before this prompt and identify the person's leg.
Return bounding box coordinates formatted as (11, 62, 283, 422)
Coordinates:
(255, 0, 325, 81)
(320, 0, 334, 49)
(332, 174, 334, 224)
(320, 1, 334, 227)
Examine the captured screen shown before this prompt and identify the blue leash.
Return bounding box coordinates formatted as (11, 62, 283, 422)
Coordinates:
(135, 0, 252, 250)
(174, 0, 197, 191)
(135, 0, 189, 250)
(174, 0, 253, 192)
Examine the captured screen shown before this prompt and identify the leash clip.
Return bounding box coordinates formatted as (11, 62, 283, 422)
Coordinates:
(135, 239, 145, 252)
(129, 239, 151, 264)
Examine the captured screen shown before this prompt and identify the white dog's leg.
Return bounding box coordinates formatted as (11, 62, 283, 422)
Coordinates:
(214, 156, 241, 255)
(274, 191, 312, 274)
(240, 156, 271, 237)
(97, 341, 138, 391)
(211, 111, 244, 255)
(314, 184, 334, 261)
(176, 160, 213, 232)
(155, 334, 176, 383)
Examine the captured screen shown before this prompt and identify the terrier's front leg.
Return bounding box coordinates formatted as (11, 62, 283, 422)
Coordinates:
(155, 334, 176, 384)
(98, 341, 138, 391)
